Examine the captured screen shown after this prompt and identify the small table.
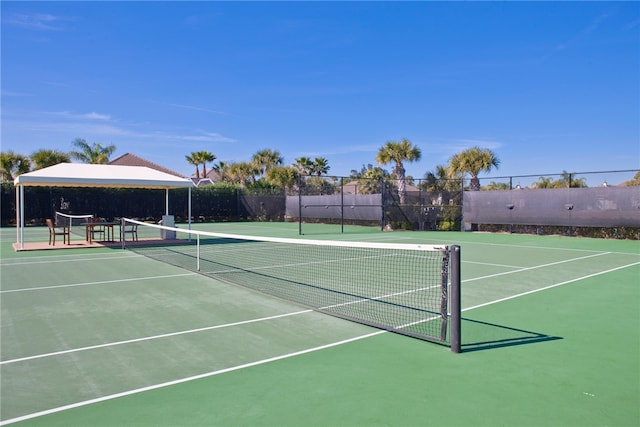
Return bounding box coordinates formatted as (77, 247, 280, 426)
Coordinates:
(83, 221, 119, 243)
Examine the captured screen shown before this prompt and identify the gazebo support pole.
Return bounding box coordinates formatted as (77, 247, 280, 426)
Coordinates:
(188, 187, 192, 242)
(16, 184, 24, 250)
(188, 187, 192, 231)
(165, 189, 169, 216)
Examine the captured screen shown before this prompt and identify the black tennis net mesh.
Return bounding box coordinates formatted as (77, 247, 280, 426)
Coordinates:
(55, 211, 92, 238)
(121, 218, 461, 351)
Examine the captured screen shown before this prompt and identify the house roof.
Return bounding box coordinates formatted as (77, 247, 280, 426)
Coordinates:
(109, 153, 185, 178)
(14, 163, 193, 189)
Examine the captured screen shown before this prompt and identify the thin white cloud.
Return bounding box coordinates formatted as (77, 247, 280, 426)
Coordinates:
(163, 102, 225, 115)
(296, 144, 379, 158)
(555, 12, 610, 51)
(166, 132, 236, 143)
(452, 138, 502, 150)
(4, 13, 65, 31)
(623, 18, 640, 31)
(46, 111, 112, 121)
(82, 112, 111, 121)
(1, 90, 34, 97)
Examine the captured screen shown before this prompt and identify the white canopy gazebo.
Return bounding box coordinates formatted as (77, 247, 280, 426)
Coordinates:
(13, 163, 194, 250)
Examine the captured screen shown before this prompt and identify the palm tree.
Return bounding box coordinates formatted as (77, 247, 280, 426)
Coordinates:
(311, 157, 330, 176)
(375, 138, 421, 204)
(448, 146, 500, 191)
(186, 151, 216, 178)
(198, 151, 216, 178)
(212, 160, 231, 182)
(30, 149, 70, 170)
(294, 157, 314, 176)
(70, 138, 116, 164)
(533, 176, 554, 189)
(557, 171, 587, 188)
(185, 153, 201, 178)
(350, 163, 389, 194)
(266, 166, 299, 191)
(0, 151, 31, 181)
(252, 149, 283, 178)
(622, 171, 640, 186)
(228, 161, 260, 186)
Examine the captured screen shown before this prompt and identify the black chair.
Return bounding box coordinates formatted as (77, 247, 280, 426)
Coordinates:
(46, 218, 70, 246)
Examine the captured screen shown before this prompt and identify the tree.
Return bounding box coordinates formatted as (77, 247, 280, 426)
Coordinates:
(448, 146, 500, 191)
(69, 138, 116, 164)
(0, 151, 31, 181)
(252, 149, 283, 178)
(228, 161, 260, 186)
(186, 150, 216, 178)
(185, 151, 216, 178)
(185, 153, 201, 178)
(310, 157, 330, 176)
(198, 151, 216, 178)
(266, 166, 299, 191)
(557, 171, 587, 188)
(422, 164, 458, 192)
(375, 138, 421, 204)
(533, 176, 554, 189)
(69, 138, 116, 165)
(350, 163, 389, 194)
(622, 171, 640, 186)
(294, 157, 314, 176)
(212, 160, 231, 182)
(483, 181, 510, 191)
(31, 149, 70, 170)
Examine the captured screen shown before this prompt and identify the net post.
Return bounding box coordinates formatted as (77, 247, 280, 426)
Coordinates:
(450, 245, 462, 353)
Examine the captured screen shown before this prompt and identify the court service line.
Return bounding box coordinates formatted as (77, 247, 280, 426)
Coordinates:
(0, 254, 137, 266)
(0, 331, 385, 426)
(463, 260, 640, 312)
(461, 251, 610, 283)
(0, 310, 313, 366)
(0, 272, 198, 294)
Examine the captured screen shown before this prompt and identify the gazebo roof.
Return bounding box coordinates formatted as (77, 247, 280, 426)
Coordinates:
(14, 163, 193, 189)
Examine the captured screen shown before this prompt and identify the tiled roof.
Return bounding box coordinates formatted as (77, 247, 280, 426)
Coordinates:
(109, 153, 185, 178)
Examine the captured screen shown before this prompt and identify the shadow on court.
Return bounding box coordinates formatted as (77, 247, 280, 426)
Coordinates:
(461, 317, 562, 352)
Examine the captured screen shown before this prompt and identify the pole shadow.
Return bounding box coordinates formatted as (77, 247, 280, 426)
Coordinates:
(460, 317, 562, 352)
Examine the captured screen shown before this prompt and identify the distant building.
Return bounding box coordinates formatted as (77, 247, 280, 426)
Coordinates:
(190, 169, 220, 186)
(109, 153, 185, 178)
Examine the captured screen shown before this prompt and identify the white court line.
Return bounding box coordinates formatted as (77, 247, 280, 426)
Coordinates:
(0, 273, 197, 294)
(0, 310, 313, 366)
(1, 255, 637, 425)
(463, 261, 640, 312)
(1, 283, 437, 366)
(461, 252, 610, 283)
(0, 254, 137, 266)
(463, 260, 527, 269)
(0, 330, 385, 426)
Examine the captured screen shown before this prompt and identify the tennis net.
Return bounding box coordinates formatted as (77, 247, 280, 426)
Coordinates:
(55, 211, 93, 238)
(121, 218, 461, 352)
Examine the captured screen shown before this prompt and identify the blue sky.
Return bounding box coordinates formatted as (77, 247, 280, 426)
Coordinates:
(2, 1, 639, 186)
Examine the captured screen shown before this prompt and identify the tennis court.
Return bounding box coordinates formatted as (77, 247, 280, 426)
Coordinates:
(1, 223, 638, 426)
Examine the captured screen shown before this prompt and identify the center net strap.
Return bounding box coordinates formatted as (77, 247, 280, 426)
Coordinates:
(121, 218, 452, 344)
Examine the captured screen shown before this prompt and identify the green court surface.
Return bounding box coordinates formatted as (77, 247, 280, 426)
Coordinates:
(1, 223, 638, 426)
